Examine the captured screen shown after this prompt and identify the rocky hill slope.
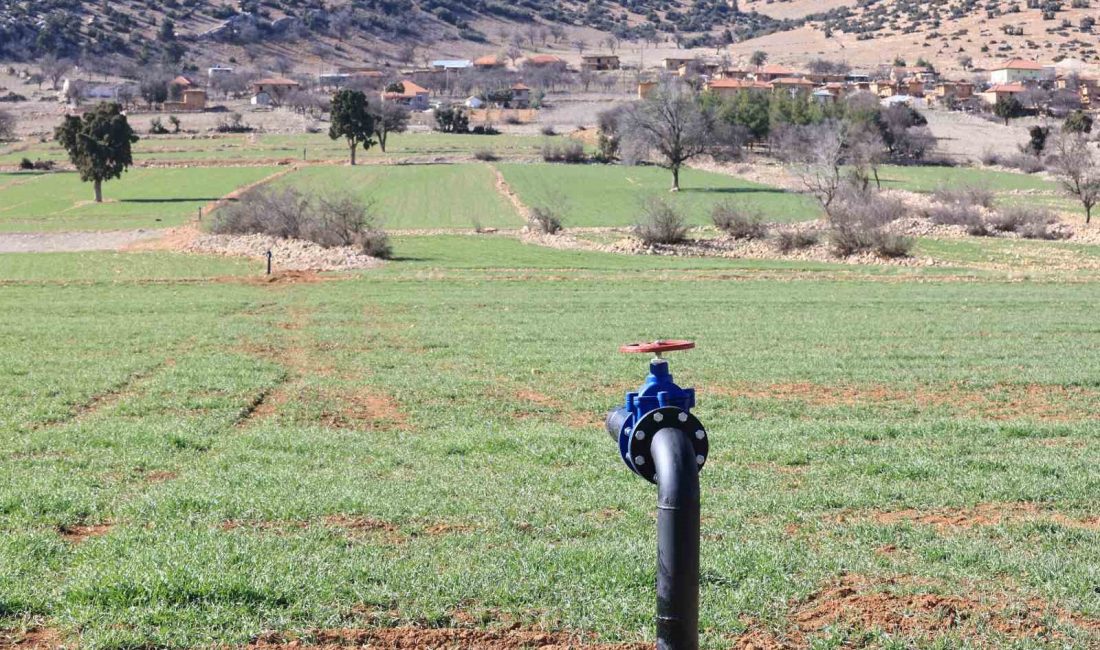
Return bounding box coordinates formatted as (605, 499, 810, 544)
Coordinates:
(0, 0, 792, 66)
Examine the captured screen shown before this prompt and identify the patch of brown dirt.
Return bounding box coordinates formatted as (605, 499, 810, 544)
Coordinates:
(421, 523, 474, 536)
(718, 382, 1100, 422)
(123, 225, 201, 252)
(58, 523, 112, 543)
(249, 627, 647, 649)
(319, 390, 409, 431)
(487, 164, 532, 223)
(0, 627, 62, 649)
(242, 270, 333, 285)
(731, 574, 1093, 648)
(140, 469, 178, 484)
(850, 503, 1100, 531)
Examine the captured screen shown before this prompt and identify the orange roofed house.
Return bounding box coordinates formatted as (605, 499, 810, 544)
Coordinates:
(251, 78, 300, 106)
(704, 78, 771, 98)
(523, 54, 566, 70)
(990, 59, 1045, 85)
(382, 80, 431, 111)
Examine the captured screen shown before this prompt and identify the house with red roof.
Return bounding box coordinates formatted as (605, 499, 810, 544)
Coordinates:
(980, 83, 1027, 106)
(705, 78, 772, 98)
(523, 54, 566, 69)
(753, 64, 797, 82)
(382, 80, 431, 111)
(473, 55, 505, 69)
(990, 59, 1045, 85)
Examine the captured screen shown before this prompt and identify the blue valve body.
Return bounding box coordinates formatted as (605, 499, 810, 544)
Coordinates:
(607, 359, 697, 476)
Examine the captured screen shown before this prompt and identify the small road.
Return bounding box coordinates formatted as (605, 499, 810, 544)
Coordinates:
(0, 229, 167, 253)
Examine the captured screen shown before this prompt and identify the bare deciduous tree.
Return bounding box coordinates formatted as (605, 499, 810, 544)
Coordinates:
(1051, 134, 1100, 224)
(621, 80, 729, 191)
(40, 54, 72, 91)
(0, 109, 15, 141)
(774, 121, 847, 215)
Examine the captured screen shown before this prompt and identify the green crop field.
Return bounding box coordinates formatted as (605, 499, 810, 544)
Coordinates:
(0, 133, 564, 166)
(0, 167, 279, 232)
(2, 237, 1097, 650)
(497, 163, 821, 227)
(274, 164, 521, 229)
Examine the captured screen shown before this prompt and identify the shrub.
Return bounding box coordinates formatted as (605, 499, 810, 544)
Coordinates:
(0, 108, 15, 140)
(212, 187, 392, 258)
(473, 149, 498, 161)
(540, 125, 556, 136)
(504, 115, 522, 125)
(528, 206, 563, 234)
(999, 153, 1045, 173)
(828, 190, 912, 257)
(19, 157, 54, 171)
(215, 112, 252, 133)
(990, 205, 1067, 239)
(980, 149, 1001, 166)
(932, 184, 995, 209)
(711, 203, 768, 239)
(775, 229, 819, 252)
(634, 198, 688, 246)
(924, 203, 990, 235)
(471, 124, 500, 135)
(541, 141, 586, 163)
(149, 117, 169, 134)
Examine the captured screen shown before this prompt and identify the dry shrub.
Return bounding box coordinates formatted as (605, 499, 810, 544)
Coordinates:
(528, 206, 563, 234)
(212, 187, 392, 258)
(991, 205, 1068, 240)
(932, 184, 995, 209)
(541, 141, 586, 163)
(473, 149, 498, 161)
(634, 198, 688, 246)
(711, 203, 768, 239)
(775, 229, 819, 252)
(828, 188, 913, 258)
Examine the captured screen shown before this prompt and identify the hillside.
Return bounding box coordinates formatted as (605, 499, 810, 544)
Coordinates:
(0, 0, 794, 68)
(737, 0, 1100, 73)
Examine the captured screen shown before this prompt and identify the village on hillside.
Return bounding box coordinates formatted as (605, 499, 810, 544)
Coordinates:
(11, 47, 1100, 131)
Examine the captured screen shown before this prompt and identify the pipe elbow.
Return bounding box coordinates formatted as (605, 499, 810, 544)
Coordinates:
(650, 427, 700, 506)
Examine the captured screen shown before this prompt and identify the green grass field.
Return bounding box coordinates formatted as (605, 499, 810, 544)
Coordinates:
(2, 238, 1097, 649)
(499, 163, 821, 227)
(0, 133, 566, 166)
(0, 167, 279, 232)
(272, 164, 521, 229)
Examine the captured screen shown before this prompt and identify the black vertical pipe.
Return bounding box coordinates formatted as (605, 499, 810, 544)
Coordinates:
(650, 427, 700, 650)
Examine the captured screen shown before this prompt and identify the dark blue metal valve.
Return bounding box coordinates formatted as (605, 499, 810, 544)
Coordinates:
(605, 340, 708, 650)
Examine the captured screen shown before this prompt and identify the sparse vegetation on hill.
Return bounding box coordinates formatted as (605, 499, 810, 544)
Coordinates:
(0, 0, 794, 64)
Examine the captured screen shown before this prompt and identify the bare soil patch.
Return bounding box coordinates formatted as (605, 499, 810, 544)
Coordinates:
(249, 627, 647, 650)
(488, 163, 532, 223)
(842, 503, 1099, 532)
(0, 229, 167, 253)
(319, 389, 409, 432)
(719, 381, 1099, 422)
(0, 627, 62, 650)
(732, 574, 1095, 649)
(57, 523, 112, 543)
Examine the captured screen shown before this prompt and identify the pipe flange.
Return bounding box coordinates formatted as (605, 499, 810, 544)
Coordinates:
(627, 406, 708, 484)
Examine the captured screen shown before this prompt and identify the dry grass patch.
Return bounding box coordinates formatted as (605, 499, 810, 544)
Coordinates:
(248, 627, 647, 650)
(0, 627, 63, 650)
(719, 381, 1099, 421)
(733, 574, 1096, 649)
(57, 523, 112, 544)
(839, 502, 1099, 532)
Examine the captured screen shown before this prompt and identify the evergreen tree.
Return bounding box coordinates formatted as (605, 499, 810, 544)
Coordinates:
(54, 102, 138, 203)
(329, 89, 375, 165)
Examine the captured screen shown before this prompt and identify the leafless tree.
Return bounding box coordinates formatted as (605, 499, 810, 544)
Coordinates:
(773, 121, 848, 215)
(621, 80, 730, 191)
(1050, 134, 1100, 223)
(550, 25, 566, 43)
(604, 36, 620, 53)
(505, 46, 523, 68)
(271, 55, 294, 76)
(40, 55, 72, 91)
(0, 109, 15, 141)
(846, 122, 887, 191)
(572, 39, 587, 55)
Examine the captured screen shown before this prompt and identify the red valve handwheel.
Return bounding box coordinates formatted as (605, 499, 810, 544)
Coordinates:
(619, 340, 696, 354)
